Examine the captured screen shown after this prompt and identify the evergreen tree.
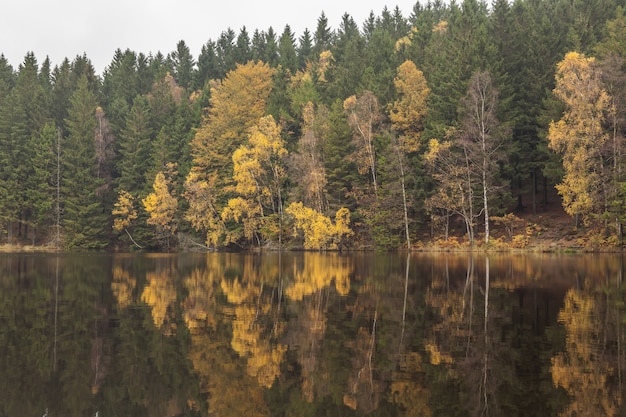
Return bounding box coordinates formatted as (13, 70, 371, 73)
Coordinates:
(62, 75, 108, 248)
(195, 40, 220, 88)
(323, 99, 358, 211)
(278, 25, 298, 74)
(101, 48, 139, 135)
(251, 29, 266, 62)
(297, 29, 314, 69)
(313, 12, 334, 57)
(170, 40, 195, 90)
(51, 58, 74, 132)
(264, 27, 280, 67)
(325, 13, 366, 100)
(235, 27, 252, 65)
(217, 28, 237, 78)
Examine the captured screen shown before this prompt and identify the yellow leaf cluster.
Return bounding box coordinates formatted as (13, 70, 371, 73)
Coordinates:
(548, 51, 610, 219)
(183, 171, 225, 247)
(112, 190, 137, 232)
(143, 172, 178, 234)
(191, 61, 275, 174)
(317, 50, 334, 82)
(390, 60, 430, 149)
(286, 202, 353, 250)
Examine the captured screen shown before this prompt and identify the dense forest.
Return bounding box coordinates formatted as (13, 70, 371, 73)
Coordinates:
(2, 0, 626, 251)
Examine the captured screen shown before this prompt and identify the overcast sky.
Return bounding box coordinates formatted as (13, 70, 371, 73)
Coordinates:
(1, 0, 419, 75)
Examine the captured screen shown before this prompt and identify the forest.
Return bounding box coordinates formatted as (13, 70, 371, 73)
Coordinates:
(2, 0, 626, 251)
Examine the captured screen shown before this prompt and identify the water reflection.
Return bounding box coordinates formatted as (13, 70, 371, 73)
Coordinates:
(0, 253, 625, 416)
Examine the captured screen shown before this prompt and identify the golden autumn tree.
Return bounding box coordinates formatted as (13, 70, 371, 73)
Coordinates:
(548, 52, 611, 223)
(390, 60, 430, 150)
(112, 189, 142, 248)
(190, 61, 275, 178)
(183, 171, 225, 248)
(143, 165, 179, 249)
(185, 61, 275, 248)
(389, 60, 430, 248)
(285, 202, 352, 250)
(222, 115, 288, 246)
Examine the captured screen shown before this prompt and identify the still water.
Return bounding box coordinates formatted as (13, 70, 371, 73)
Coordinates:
(0, 252, 624, 417)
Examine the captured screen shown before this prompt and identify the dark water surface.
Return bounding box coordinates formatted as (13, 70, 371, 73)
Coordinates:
(1, 252, 625, 416)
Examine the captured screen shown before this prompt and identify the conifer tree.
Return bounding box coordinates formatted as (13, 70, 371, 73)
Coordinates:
(62, 75, 107, 248)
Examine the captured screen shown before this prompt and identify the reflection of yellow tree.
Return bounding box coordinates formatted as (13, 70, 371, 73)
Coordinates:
(188, 332, 270, 417)
(551, 289, 620, 417)
(388, 352, 432, 417)
(183, 255, 271, 416)
(141, 269, 177, 331)
(182, 258, 223, 334)
(285, 253, 351, 300)
(221, 259, 286, 389)
(284, 253, 354, 402)
(111, 265, 136, 308)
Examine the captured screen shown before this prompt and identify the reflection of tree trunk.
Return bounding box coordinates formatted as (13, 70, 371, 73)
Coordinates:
(481, 256, 490, 416)
(53, 255, 59, 372)
(464, 256, 475, 357)
(399, 254, 410, 351)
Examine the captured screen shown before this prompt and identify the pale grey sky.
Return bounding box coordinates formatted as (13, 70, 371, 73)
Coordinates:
(1, 0, 419, 74)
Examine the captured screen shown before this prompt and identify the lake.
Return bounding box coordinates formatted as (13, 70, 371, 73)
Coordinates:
(0, 252, 624, 416)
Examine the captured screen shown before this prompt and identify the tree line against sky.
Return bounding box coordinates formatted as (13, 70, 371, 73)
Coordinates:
(1, 0, 626, 250)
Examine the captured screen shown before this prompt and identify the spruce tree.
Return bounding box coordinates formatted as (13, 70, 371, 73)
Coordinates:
(62, 75, 108, 248)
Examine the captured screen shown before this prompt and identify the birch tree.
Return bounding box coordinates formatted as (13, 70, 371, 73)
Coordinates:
(459, 70, 507, 244)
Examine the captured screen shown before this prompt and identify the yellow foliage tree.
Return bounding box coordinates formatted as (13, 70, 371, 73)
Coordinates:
(183, 171, 225, 248)
(548, 52, 610, 221)
(112, 189, 142, 248)
(190, 61, 275, 177)
(222, 115, 288, 245)
(285, 202, 353, 250)
(389, 59, 430, 151)
(143, 168, 179, 249)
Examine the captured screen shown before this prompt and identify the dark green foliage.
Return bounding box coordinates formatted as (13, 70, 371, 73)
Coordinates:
(323, 100, 358, 211)
(170, 40, 195, 90)
(279, 25, 298, 74)
(297, 29, 314, 69)
(234, 27, 252, 65)
(264, 27, 280, 67)
(62, 75, 108, 248)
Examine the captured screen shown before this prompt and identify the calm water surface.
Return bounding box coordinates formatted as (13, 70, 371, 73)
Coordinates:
(0, 252, 625, 416)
